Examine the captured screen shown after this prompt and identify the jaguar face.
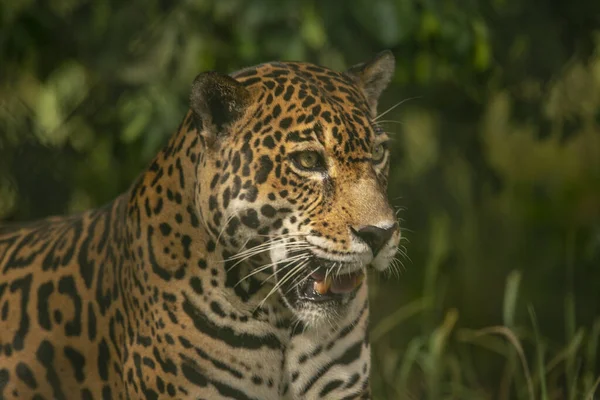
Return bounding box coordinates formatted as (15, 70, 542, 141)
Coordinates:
(191, 51, 400, 325)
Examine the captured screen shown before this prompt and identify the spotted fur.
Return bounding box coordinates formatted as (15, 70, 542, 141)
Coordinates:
(0, 51, 400, 399)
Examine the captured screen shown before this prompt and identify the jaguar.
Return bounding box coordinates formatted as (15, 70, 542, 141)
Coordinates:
(0, 50, 401, 399)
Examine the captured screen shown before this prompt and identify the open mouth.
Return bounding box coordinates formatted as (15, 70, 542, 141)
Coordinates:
(299, 266, 365, 302)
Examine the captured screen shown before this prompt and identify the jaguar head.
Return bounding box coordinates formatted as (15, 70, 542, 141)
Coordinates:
(191, 51, 400, 325)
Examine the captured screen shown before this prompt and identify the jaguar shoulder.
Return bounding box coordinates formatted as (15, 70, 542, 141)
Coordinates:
(0, 50, 401, 400)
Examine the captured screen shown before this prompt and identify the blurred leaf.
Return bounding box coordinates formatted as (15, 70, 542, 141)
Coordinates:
(350, 0, 401, 47)
(398, 108, 438, 178)
(473, 20, 491, 71)
(503, 270, 522, 328)
(119, 93, 153, 143)
(418, 11, 440, 41)
(301, 4, 326, 49)
(67, 116, 95, 151)
(35, 86, 63, 144)
(34, 61, 88, 146)
(119, 24, 177, 84)
(414, 51, 433, 83)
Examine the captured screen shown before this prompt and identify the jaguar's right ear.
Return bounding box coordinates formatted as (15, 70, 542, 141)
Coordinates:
(190, 72, 253, 143)
(345, 50, 395, 117)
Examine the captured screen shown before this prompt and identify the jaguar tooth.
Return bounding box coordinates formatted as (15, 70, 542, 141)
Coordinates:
(314, 275, 333, 294)
(354, 273, 365, 288)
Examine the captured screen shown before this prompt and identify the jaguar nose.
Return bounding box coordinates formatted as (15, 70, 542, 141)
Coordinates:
(350, 224, 397, 257)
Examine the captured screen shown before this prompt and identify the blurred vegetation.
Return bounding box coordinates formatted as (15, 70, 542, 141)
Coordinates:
(1, 0, 600, 398)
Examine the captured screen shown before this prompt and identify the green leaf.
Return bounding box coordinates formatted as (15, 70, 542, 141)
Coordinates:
(301, 4, 326, 49)
(35, 86, 64, 145)
(350, 0, 401, 47)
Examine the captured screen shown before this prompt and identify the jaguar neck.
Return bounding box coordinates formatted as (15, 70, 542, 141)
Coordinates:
(122, 112, 287, 322)
(123, 112, 203, 277)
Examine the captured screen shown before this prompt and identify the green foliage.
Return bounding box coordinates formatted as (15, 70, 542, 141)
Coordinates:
(1, 0, 599, 398)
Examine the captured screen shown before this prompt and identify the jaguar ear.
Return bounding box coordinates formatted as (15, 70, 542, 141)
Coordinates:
(190, 72, 253, 142)
(346, 50, 396, 117)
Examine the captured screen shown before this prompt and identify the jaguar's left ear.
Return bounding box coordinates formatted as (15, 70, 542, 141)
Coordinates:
(190, 71, 254, 144)
(345, 50, 396, 117)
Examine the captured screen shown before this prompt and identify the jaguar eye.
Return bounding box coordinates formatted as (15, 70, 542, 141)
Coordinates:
(372, 144, 386, 163)
(292, 151, 324, 171)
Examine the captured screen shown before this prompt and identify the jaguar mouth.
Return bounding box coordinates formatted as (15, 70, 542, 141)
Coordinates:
(298, 266, 365, 302)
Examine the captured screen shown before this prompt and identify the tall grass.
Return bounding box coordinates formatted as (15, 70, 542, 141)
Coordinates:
(370, 238, 599, 400)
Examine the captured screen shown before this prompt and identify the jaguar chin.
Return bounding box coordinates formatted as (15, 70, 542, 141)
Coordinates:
(271, 223, 401, 327)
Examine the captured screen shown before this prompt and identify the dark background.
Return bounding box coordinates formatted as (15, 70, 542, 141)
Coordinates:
(1, 1, 599, 398)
